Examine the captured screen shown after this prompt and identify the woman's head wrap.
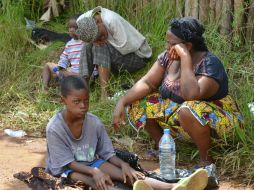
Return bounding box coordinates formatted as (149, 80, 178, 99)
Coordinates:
(76, 16, 99, 42)
(169, 17, 208, 51)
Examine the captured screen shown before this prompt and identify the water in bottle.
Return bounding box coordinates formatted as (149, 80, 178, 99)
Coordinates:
(52, 67, 63, 80)
(92, 65, 99, 79)
(159, 128, 176, 180)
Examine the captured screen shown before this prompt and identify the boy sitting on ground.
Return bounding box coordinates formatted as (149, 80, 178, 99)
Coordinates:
(45, 75, 208, 190)
(42, 15, 83, 92)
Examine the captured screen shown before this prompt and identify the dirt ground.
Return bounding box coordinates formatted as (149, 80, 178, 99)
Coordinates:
(0, 131, 253, 190)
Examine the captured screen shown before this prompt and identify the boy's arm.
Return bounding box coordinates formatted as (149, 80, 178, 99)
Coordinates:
(57, 44, 73, 77)
(57, 44, 71, 74)
(108, 155, 128, 168)
(67, 161, 114, 188)
(58, 67, 72, 77)
(67, 160, 96, 175)
(108, 155, 144, 184)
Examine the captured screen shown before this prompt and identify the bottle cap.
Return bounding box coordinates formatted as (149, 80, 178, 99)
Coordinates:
(52, 67, 58, 73)
(164, 129, 170, 134)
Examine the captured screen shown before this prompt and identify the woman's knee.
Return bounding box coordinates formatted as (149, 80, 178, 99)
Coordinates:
(178, 108, 210, 134)
(178, 108, 193, 123)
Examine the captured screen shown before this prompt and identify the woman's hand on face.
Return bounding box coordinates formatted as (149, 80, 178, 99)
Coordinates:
(112, 100, 126, 130)
(92, 168, 114, 190)
(120, 162, 145, 185)
(168, 43, 190, 60)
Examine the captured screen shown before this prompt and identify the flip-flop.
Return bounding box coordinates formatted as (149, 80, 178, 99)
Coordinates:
(133, 180, 153, 190)
(193, 164, 219, 189)
(172, 168, 208, 190)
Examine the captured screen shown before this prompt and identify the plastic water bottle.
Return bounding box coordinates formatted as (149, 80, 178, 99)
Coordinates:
(92, 66, 99, 79)
(4, 129, 27, 138)
(159, 129, 176, 180)
(52, 67, 63, 80)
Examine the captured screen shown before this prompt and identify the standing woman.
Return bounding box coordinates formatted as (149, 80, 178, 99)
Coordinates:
(112, 17, 243, 187)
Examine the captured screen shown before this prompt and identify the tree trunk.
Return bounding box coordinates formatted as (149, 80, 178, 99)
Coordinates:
(220, 0, 233, 36)
(246, 0, 254, 43)
(199, 0, 210, 24)
(176, 0, 185, 17)
(233, 0, 246, 43)
(185, 0, 199, 18)
(209, 0, 216, 23)
(215, 1, 223, 24)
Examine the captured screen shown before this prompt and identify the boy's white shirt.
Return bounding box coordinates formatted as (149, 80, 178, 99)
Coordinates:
(77, 7, 152, 58)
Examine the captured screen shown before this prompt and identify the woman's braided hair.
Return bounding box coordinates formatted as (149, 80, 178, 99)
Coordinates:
(169, 17, 208, 51)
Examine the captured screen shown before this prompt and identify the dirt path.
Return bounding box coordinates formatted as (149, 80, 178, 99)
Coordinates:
(0, 131, 253, 190)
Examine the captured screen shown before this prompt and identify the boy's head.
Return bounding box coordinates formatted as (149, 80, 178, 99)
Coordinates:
(68, 15, 80, 39)
(60, 75, 89, 118)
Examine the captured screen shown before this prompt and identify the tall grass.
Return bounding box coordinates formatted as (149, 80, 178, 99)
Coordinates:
(0, 0, 254, 184)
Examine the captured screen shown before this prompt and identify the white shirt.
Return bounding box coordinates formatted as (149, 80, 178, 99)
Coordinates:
(78, 7, 152, 58)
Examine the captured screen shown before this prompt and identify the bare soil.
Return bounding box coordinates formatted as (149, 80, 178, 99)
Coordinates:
(0, 131, 253, 190)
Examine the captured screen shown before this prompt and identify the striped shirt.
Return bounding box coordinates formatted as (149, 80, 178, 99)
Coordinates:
(58, 39, 84, 74)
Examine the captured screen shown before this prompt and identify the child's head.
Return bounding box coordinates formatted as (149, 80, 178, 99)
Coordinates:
(68, 15, 80, 39)
(60, 75, 89, 118)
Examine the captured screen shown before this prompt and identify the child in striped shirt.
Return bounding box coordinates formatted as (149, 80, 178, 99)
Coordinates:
(42, 15, 83, 92)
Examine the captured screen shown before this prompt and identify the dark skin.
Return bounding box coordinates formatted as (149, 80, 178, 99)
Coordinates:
(93, 15, 108, 46)
(68, 18, 79, 40)
(112, 31, 220, 164)
(61, 89, 89, 139)
(42, 18, 80, 92)
(89, 15, 111, 99)
(58, 18, 80, 77)
(61, 88, 174, 190)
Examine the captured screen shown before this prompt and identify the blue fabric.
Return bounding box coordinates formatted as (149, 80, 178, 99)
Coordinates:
(52, 66, 63, 80)
(88, 159, 106, 168)
(62, 159, 105, 177)
(62, 169, 73, 178)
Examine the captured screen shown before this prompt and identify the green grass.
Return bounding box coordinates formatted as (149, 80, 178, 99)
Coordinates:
(0, 0, 254, 185)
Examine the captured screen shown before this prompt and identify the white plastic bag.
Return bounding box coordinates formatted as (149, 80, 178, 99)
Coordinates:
(4, 129, 27, 138)
(248, 102, 254, 115)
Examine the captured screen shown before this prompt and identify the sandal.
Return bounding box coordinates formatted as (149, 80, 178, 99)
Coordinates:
(172, 168, 208, 190)
(193, 164, 219, 189)
(133, 180, 153, 190)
